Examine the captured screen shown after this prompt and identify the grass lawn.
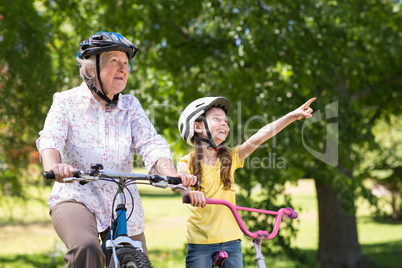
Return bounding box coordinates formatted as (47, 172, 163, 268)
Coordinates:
(1, 179, 401, 267)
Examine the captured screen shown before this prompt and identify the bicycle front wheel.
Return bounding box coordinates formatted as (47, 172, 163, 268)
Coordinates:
(109, 247, 152, 268)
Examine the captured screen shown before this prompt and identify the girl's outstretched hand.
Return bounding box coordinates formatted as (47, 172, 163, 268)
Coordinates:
(187, 190, 206, 208)
(290, 97, 316, 120)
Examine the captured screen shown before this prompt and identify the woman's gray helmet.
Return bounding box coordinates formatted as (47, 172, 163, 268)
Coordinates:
(77, 31, 138, 60)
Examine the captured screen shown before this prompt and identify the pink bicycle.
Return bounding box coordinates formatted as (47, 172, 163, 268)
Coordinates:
(182, 196, 298, 268)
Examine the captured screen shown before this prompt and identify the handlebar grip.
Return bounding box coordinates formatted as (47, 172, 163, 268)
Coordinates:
(43, 171, 56, 180)
(43, 171, 81, 180)
(285, 207, 298, 219)
(167, 176, 181, 185)
(182, 196, 191, 204)
(167, 177, 199, 188)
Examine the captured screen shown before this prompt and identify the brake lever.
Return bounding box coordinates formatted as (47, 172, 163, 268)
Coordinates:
(169, 185, 187, 191)
(151, 181, 169, 188)
(63, 177, 79, 182)
(63, 175, 98, 185)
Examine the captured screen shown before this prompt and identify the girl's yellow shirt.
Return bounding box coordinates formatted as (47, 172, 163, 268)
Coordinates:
(177, 147, 244, 244)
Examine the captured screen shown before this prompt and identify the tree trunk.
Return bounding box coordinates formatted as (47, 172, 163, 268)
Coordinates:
(315, 180, 375, 268)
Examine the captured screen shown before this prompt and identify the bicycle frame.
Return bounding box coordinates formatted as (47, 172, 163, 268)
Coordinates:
(182, 196, 298, 268)
(44, 164, 189, 268)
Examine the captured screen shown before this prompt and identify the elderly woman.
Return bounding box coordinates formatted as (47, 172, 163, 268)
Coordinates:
(36, 31, 196, 267)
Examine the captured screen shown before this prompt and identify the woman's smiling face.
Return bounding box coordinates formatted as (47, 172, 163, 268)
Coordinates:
(99, 51, 129, 99)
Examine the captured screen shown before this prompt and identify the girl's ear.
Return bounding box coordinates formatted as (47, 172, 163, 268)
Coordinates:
(194, 121, 203, 134)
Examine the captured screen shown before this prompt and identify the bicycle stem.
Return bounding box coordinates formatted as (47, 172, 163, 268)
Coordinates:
(115, 193, 128, 236)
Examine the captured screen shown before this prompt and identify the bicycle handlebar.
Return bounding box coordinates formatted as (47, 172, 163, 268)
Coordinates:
(43, 167, 199, 188)
(182, 196, 297, 240)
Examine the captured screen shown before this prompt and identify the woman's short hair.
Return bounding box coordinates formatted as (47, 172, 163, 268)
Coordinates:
(76, 56, 96, 87)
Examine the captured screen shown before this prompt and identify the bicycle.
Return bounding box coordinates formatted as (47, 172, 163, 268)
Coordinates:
(44, 163, 193, 268)
(182, 196, 298, 268)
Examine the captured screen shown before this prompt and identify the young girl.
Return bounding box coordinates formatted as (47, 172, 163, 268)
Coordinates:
(177, 96, 315, 267)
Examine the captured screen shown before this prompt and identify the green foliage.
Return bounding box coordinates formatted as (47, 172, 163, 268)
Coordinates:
(0, 0, 55, 197)
(356, 115, 402, 219)
(0, 253, 64, 268)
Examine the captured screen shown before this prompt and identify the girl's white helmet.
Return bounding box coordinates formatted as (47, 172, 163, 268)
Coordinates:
(178, 97, 231, 146)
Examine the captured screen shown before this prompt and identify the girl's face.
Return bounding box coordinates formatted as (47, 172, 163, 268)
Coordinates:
(195, 107, 229, 145)
(99, 51, 129, 98)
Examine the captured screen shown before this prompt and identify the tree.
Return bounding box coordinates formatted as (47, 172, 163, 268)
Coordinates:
(129, 1, 401, 266)
(2, 0, 401, 267)
(0, 0, 55, 197)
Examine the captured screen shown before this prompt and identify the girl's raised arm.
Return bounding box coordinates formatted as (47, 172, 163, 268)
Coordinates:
(238, 98, 316, 161)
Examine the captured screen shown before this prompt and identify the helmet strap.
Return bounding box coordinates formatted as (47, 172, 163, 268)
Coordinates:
(88, 54, 119, 108)
(193, 115, 225, 151)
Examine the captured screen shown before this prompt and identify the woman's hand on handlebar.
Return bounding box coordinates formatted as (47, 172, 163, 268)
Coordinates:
(48, 163, 75, 183)
(187, 190, 206, 208)
(176, 172, 198, 188)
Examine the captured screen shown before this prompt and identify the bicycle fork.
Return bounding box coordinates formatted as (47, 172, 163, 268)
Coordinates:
(253, 238, 266, 268)
(104, 191, 143, 267)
